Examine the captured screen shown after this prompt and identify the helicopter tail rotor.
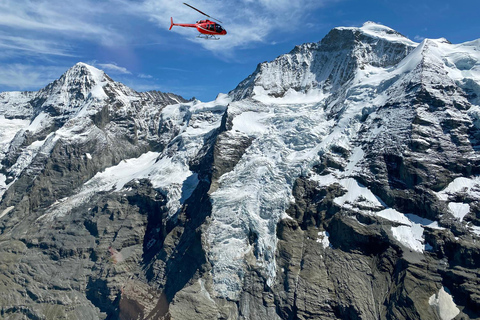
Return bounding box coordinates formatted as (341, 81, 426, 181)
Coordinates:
(169, 17, 174, 30)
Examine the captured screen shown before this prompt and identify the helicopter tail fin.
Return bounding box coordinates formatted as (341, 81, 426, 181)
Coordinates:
(169, 17, 174, 30)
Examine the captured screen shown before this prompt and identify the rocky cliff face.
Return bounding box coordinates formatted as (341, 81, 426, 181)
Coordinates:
(1, 22, 480, 320)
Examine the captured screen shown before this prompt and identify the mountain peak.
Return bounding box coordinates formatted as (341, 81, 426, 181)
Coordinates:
(38, 62, 110, 104)
(334, 21, 417, 46)
(231, 22, 418, 100)
(361, 21, 397, 32)
(63, 62, 109, 87)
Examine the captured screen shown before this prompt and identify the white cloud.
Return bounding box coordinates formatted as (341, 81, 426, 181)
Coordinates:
(0, 64, 66, 90)
(0, 0, 343, 91)
(0, 33, 74, 57)
(0, 0, 126, 51)
(98, 63, 132, 74)
(0, 0, 342, 60)
(118, 0, 341, 53)
(0, 1, 117, 36)
(414, 35, 426, 42)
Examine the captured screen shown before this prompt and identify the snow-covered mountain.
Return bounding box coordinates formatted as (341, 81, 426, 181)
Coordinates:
(1, 22, 479, 320)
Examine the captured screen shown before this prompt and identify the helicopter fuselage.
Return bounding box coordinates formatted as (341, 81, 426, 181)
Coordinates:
(170, 18, 227, 36)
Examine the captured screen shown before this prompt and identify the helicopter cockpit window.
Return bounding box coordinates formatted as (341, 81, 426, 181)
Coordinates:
(208, 24, 215, 31)
(216, 25, 223, 32)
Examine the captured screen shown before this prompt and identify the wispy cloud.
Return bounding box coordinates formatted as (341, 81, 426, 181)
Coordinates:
(0, 0, 342, 92)
(138, 73, 153, 79)
(0, 33, 74, 57)
(98, 63, 132, 74)
(0, 0, 135, 91)
(0, 64, 66, 90)
(414, 35, 426, 42)
(118, 0, 342, 53)
(0, 0, 122, 43)
(0, 0, 342, 60)
(0, 0, 129, 63)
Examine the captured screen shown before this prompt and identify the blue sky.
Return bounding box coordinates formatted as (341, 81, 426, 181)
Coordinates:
(0, 0, 479, 101)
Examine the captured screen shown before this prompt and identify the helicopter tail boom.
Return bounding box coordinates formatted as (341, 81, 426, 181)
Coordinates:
(169, 18, 196, 30)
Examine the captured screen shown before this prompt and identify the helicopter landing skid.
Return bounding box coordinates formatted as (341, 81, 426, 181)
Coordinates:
(197, 34, 220, 40)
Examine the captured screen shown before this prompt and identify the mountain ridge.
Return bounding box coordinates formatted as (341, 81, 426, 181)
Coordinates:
(230, 21, 418, 101)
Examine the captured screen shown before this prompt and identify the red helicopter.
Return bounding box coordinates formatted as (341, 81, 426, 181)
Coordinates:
(169, 3, 227, 40)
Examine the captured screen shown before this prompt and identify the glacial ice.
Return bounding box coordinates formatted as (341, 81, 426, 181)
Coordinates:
(205, 22, 480, 298)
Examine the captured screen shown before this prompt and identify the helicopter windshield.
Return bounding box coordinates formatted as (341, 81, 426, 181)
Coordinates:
(215, 24, 224, 32)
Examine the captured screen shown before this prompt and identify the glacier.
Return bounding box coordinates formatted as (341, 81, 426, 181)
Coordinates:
(207, 21, 480, 298)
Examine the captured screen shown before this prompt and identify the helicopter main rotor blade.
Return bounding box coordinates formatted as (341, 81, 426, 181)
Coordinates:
(183, 2, 223, 23)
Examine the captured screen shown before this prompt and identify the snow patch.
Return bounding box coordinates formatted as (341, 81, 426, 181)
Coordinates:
(0, 115, 30, 196)
(9, 133, 55, 177)
(45, 151, 198, 219)
(436, 176, 480, 201)
(469, 224, 480, 236)
(405, 214, 444, 230)
(448, 202, 470, 221)
(429, 287, 460, 320)
(84, 64, 108, 100)
(390, 214, 443, 253)
(309, 173, 340, 187)
(27, 112, 52, 133)
(252, 87, 326, 105)
(391, 224, 424, 252)
(316, 231, 331, 249)
(44, 99, 225, 220)
(344, 147, 364, 175)
(0, 115, 30, 144)
(334, 178, 383, 208)
(232, 111, 271, 135)
(377, 208, 412, 225)
(436, 176, 480, 234)
(309, 171, 442, 254)
(0, 206, 14, 219)
(0, 171, 9, 200)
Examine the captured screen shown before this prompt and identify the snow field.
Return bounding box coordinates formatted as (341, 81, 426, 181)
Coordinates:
(207, 28, 435, 297)
(448, 203, 470, 221)
(429, 287, 460, 320)
(0, 115, 31, 199)
(310, 168, 443, 253)
(208, 30, 480, 282)
(0, 206, 14, 220)
(339, 22, 418, 47)
(44, 96, 228, 220)
(436, 176, 480, 234)
(208, 97, 341, 298)
(0, 115, 30, 144)
(316, 231, 331, 249)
